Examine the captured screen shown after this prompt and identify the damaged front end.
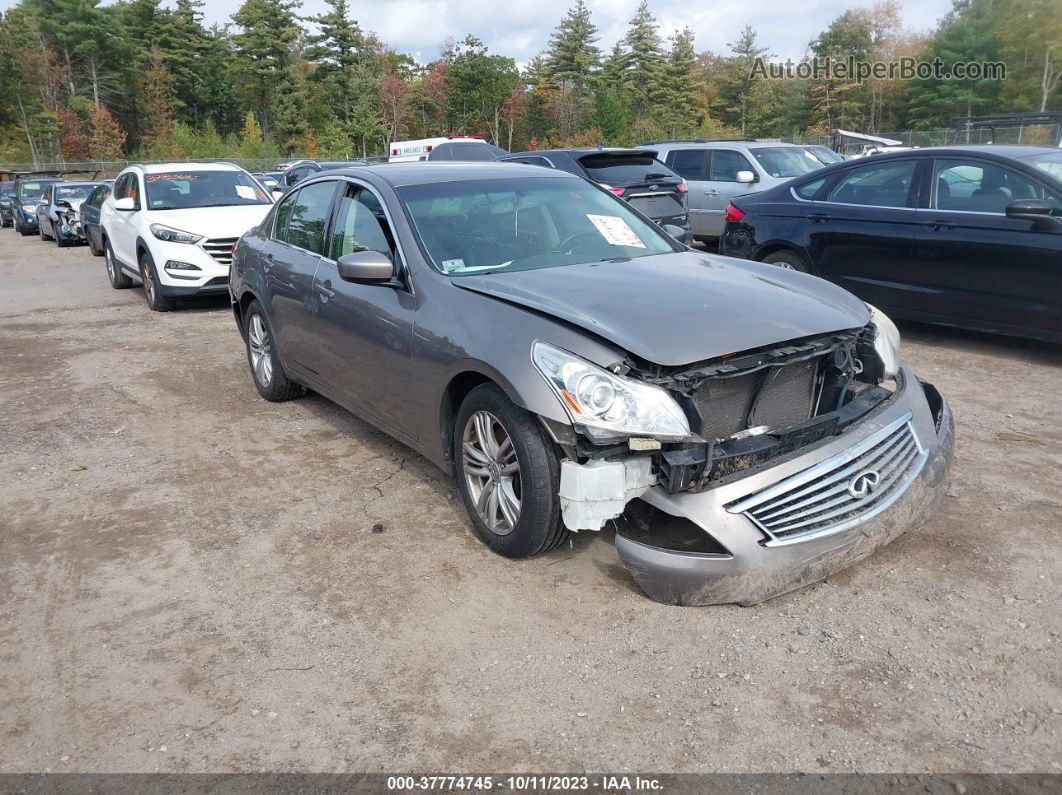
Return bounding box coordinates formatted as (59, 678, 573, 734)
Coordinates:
(536, 317, 954, 606)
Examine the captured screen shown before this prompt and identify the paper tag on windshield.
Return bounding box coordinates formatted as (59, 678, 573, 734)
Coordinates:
(586, 214, 645, 248)
(235, 185, 257, 199)
(440, 258, 465, 273)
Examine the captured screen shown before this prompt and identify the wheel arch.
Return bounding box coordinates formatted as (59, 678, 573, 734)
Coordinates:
(754, 241, 817, 273)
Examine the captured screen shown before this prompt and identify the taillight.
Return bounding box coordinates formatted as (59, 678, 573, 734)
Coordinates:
(602, 185, 625, 197)
(426, 145, 433, 152)
(391, 148, 397, 155)
(725, 203, 745, 223)
(675, 181, 688, 193)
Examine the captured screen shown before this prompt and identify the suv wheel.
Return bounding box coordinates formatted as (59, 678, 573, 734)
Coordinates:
(139, 251, 176, 311)
(243, 300, 304, 401)
(105, 240, 133, 289)
(762, 250, 809, 272)
(453, 384, 569, 558)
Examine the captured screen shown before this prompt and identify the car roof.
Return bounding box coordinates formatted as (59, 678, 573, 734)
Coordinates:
(507, 147, 652, 158)
(830, 145, 1059, 163)
(315, 162, 584, 188)
(647, 141, 802, 150)
(138, 162, 243, 174)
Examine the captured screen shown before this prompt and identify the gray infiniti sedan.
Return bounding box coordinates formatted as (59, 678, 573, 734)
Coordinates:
(229, 162, 954, 606)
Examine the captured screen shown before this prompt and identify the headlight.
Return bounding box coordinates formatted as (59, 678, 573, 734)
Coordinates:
(531, 341, 691, 443)
(150, 224, 202, 244)
(22, 204, 36, 213)
(867, 304, 901, 379)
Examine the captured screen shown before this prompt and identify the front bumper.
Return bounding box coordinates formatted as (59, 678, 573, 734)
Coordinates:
(615, 368, 954, 606)
(151, 239, 231, 297)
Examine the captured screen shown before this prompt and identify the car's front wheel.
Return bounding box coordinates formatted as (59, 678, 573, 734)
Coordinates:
(105, 240, 133, 288)
(54, 221, 70, 247)
(139, 251, 176, 312)
(453, 384, 569, 558)
(243, 300, 304, 401)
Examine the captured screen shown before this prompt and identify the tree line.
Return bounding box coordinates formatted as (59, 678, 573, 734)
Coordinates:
(0, 0, 1059, 166)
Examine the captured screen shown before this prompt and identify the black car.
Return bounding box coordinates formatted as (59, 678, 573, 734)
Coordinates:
(280, 159, 370, 189)
(11, 176, 60, 236)
(719, 146, 1062, 342)
(499, 148, 692, 241)
(80, 180, 114, 256)
(0, 181, 15, 227)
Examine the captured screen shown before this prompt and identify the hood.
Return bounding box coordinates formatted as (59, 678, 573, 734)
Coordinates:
(452, 252, 870, 367)
(145, 204, 272, 239)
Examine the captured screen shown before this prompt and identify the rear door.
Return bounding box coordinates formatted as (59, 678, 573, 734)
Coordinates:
(664, 148, 711, 236)
(805, 157, 923, 309)
(912, 156, 1062, 333)
(260, 180, 340, 375)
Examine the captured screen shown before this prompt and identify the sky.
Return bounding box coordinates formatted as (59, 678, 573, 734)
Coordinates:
(0, 0, 955, 65)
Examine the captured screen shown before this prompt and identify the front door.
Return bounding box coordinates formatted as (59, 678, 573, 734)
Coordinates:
(700, 149, 758, 237)
(307, 182, 417, 439)
(912, 156, 1062, 333)
(665, 148, 712, 237)
(805, 157, 923, 311)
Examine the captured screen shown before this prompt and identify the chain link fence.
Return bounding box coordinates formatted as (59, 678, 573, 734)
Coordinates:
(0, 157, 284, 179)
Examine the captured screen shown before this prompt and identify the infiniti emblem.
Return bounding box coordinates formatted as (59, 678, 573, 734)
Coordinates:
(847, 469, 881, 499)
(649, 184, 659, 190)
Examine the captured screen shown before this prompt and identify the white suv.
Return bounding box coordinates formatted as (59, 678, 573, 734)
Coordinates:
(101, 162, 274, 311)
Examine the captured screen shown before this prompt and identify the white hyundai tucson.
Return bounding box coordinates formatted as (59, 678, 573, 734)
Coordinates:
(100, 162, 274, 311)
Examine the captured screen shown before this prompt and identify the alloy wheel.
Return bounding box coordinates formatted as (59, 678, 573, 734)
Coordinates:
(247, 314, 274, 387)
(105, 247, 115, 280)
(462, 410, 521, 535)
(141, 261, 155, 303)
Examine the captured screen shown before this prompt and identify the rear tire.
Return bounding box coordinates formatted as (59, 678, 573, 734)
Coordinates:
(88, 230, 103, 256)
(243, 299, 304, 402)
(762, 250, 810, 272)
(453, 384, 569, 559)
(139, 250, 176, 312)
(105, 240, 133, 288)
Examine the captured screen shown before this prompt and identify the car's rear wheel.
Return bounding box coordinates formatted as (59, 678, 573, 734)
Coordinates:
(105, 240, 133, 288)
(453, 384, 569, 558)
(16, 219, 31, 236)
(139, 251, 176, 312)
(88, 229, 103, 256)
(762, 250, 809, 272)
(243, 299, 304, 401)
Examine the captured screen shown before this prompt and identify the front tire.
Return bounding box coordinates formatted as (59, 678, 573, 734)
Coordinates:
(139, 250, 176, 311)
(453, 384, 569, 558)
(39, 220, 51, 241)
(762, 250, 810, 272)
(243, 300, 304, 402)
(55, 222, 70, 247)
(105, 240, 133, 288)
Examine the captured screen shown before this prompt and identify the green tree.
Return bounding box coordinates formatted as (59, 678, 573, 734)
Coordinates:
(232, 0, 302, 139)
(621, 0, 664, 118)
(543, 0, 600, 136)
(659, 28, 698, 137)
(445, 35, 521, 143)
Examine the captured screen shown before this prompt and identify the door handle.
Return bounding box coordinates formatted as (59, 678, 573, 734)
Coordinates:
(924, 220, 956, 232)
(315, 281, 335, 300)
(704, 190, 719, 197)
(806, 213, 831, 223)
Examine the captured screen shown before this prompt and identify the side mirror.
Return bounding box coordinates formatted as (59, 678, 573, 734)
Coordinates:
(113, 196, 137, 211)
(336, 250, 395, 283)
(662, 223, 689, 244)
(1006, 199, 1060, 230)
(736, 170, 756, 184)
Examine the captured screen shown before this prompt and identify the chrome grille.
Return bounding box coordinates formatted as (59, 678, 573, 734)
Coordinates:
(725, 412, 926, 545)
(691, 358, 820, 439)
(201, 237, 238, 265)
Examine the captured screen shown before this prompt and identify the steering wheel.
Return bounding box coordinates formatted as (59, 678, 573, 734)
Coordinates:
(554, 231, 601, 254)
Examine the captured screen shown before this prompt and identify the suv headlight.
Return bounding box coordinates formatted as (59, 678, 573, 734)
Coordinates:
(531, 341, 690, 443)
(22, 204, 36, 213)
(867, 304, 901, 378)
(150, 224, 202, 244)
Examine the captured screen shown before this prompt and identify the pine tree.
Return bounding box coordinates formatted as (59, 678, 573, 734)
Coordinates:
(660, 27, 698, 137)
(232, 0, 301, 139)
(622, 0, 664, 118)
(543, 1, 600, 137)
(724, 25, 769, 136)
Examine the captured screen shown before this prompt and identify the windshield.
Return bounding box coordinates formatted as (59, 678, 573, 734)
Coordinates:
(55, 185, 95, 202)
(145, 170, 271, 210)
(17, 181, 55, 200)
(1026, 152, 1062, 182)
(804, 146, 845, 165)
(399, 176, 677, 276)
(751, 147, 823, 178)
(580, 154, 677, 185)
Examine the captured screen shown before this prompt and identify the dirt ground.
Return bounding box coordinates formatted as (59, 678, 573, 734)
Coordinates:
(0, 230, 1059, 775)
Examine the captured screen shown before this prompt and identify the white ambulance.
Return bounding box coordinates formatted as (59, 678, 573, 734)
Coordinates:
(388, 136, 504, 163)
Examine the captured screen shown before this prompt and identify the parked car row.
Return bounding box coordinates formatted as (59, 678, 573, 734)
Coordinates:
(2, 147, 965, 607)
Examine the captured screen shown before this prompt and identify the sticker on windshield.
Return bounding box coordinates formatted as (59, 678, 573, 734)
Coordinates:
(585, 214, 645, 248)
(440, 258, 466, 273)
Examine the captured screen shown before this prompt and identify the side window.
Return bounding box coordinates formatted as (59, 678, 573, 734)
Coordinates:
(330, 186, 397, 262)
(667, 149, 707, 180)
(278, 180, 336, 253)
(793, 176, 828, 200)
(932, 158, 1046, 214)
(273, 190, 298, 241)
(42, 186, 51, 202)
(828, 160, 916, 208)
(87, 187, 101, 208)
(113, 175, 129, 200)
(710, 150, 754, 182)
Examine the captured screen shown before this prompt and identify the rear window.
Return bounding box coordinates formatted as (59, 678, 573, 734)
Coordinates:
(428, 142, 506, 161)
(579, 155, 678, 186)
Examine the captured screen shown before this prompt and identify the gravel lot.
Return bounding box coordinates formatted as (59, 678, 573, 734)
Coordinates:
(1, 230, 1060, 775)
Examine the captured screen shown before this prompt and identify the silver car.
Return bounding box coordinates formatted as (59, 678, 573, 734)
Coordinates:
(641, 141, 829, 241)
(229, 162, 954, 606)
